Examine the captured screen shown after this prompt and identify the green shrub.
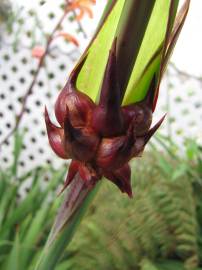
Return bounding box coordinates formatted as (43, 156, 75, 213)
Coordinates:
(0, 133, 66, 270)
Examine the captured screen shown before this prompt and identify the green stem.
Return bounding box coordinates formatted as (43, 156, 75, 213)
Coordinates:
(35, 180, 100, 270)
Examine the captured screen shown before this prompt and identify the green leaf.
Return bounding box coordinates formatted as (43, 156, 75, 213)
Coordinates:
(20, 204, 50, 269)
(77, 0, 125, 102)
(0, 183, 40, 240)
(0, 184, 18, 228)
(123, 0, 179, 105)
(76, 0, 157, 103)
(0, 172, 7, 201)
(0, 168, 65, 240)
(76, 0, 184, 105)
(4, 233, 20, 270)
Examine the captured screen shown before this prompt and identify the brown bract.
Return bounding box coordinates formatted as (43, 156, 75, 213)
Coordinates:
(45, 39, 164, 197)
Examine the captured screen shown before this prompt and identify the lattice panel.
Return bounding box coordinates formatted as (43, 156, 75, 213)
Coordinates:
(0, 0, 201, 174)
(154, 70, 202, 147)
(0, 0, 105, 173)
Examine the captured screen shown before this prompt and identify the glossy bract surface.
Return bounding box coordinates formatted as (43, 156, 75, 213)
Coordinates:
(45, 40, 164, 197)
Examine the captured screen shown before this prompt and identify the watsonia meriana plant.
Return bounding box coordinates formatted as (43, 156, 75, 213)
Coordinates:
(37, 0, 190, 269)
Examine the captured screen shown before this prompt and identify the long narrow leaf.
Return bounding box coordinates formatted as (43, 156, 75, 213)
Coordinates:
(123, 0, 179, 105)
(4, 233, 20, 270)
(77, 0, 124, 102)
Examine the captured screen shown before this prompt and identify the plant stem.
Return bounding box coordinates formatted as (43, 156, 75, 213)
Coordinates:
(35, 174, 100, 270)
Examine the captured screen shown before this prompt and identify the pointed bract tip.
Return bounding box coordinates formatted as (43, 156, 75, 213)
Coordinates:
(92, 37, 123, 137)
(44, 106, 49, 121)
(44, 106, 68, 159)
(104, 163, 133, 198)
(144, 114, 166, 145)
(99, 37, 120, 106)
(45, 106, 57, 130)
(57, 161, 79, 195)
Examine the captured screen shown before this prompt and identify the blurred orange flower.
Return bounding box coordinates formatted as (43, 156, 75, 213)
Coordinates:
(68, 0, 96, 21)
(54, 32, 79, 46)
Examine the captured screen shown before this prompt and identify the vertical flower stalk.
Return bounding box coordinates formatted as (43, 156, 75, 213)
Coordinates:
(36, 1, 190, 269)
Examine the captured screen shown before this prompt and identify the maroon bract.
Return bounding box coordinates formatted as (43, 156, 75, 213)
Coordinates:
(45, 39, 164, 197)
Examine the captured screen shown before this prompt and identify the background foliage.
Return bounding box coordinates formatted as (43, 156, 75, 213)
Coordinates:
(66, 137, 202, 270)
(0, 133, 202, 270)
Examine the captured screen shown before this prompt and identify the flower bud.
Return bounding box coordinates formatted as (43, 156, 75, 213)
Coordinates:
(45, 41, 165, 198)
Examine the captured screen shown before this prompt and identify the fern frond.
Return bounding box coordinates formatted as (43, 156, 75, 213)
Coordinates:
(67, 155, 199, 270)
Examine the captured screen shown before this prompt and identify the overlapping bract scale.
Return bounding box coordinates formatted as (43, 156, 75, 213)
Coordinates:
(45, 39, 164, 197)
